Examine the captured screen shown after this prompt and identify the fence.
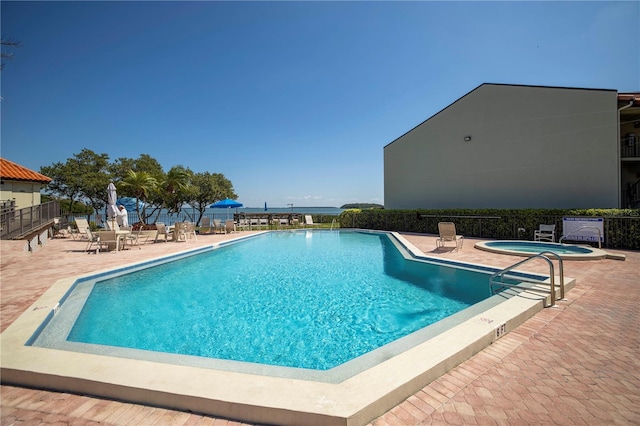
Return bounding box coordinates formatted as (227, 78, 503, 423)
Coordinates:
(79, 211, 339, 228)
(339, 210, 640, 250)
(0, 201, 60, 240)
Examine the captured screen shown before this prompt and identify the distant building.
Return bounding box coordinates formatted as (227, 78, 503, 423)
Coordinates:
(0, 158, 52, 210)
(384, 84, 640, 209)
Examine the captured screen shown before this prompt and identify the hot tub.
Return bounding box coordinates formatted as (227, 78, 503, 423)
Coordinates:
(474, 240, 612, 260)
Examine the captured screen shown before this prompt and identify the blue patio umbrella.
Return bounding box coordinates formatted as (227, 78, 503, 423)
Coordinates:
(264, 202, 268, 211)
(210, 198, 243, 219)
(117, 197, 145, 211)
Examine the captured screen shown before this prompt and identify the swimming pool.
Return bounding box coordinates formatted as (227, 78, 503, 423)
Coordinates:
(2, 231, 574, 425)
(33, 231, 492, 371)
(474, 240, 610, 260)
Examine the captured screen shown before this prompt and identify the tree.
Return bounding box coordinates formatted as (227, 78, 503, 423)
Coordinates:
(68, 149, 111, 214)
(118, 170, 158, 224)
(188, 172, 237, 225)
(109, 154, 164, 184)
(1, 38, 22, 71)
(161, 166, 192, 216)
(40, 149, 110, 217)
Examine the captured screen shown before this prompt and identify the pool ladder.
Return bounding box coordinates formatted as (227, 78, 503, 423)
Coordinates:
(330, 219, 337, 231)
(489, 251, 565, 307)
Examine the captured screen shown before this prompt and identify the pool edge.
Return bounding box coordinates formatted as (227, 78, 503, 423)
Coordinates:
(0, 232, 577, 426)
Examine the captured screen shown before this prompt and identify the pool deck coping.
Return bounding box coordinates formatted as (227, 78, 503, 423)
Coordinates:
(0, 231, 573, 426)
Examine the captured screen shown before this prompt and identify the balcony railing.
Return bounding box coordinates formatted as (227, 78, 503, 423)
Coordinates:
(0, 201, 60, 240)
(621, 139, 640, 158)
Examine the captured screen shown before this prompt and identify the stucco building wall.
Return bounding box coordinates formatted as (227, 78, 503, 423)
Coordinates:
(0, 180, 44, 210)
(384, 84, 619, 209)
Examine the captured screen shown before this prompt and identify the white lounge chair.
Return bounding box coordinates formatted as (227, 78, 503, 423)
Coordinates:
(534, 224, 556, 242)
(436, 222, 464, 251)
(73, 218, 90, 240)
(304, 215, 320, 227)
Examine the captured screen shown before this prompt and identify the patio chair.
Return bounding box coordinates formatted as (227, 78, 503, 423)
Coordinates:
(155, 222, 173, 243)
(225, 219, 236, 234)
(173, 222, 188, 242)
(200, 217, 213, 234)
(534, 224, 556, 242)
(237, 217, 251, 231)
(96, 230, 120, 253)
(436, 222, 464, 251)
(185, 222, 197, 240)
(213, 219, 225, 234)
(85, 229, 100, 253)
(124, 228, 149, 249)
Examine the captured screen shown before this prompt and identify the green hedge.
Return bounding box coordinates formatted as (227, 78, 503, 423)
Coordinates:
(338, 208, 640, 250)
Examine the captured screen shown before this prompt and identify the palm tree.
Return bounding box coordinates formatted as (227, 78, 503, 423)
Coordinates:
(118, 170, 158, 225)
(161, 167, 192, 217)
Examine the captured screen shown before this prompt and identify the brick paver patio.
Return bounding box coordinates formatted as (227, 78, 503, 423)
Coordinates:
(1, 231, 638, 425)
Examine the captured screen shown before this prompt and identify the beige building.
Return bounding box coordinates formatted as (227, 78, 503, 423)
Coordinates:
(384, 84, 640, 209)
(0, 158, 52, 210)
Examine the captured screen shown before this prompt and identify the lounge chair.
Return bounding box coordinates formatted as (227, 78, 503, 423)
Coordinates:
(73, 218, 90, 240)
(534, 224, 556, 242)
(155, 222, 173, 242)
(225, 219, 235, 234)
(305, 215, 320, 227)
(436, 222, 464, 251)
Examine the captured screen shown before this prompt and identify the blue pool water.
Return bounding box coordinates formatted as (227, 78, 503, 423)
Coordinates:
(60, 231, 492, 370)
(484, 241, 594, 255)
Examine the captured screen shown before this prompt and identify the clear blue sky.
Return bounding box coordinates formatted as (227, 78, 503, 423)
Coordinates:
(2, 1, 638, 208)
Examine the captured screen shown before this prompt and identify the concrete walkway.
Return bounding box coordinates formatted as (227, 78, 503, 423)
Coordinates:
(1, 232, 638, 425)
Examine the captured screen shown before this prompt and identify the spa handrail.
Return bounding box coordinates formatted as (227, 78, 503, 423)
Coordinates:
(490, 251, 564, 307)
(559, 226, 602, 249)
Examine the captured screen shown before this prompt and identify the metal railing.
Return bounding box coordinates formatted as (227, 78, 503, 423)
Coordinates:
(0, 201, 60, 240)
(343, 211, 640, 250)
(559, 226, 603, 248)
(490, 251, 564, 307)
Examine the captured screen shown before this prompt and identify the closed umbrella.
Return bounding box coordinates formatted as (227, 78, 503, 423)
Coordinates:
(107, 183, 118, 229)
(210, 198, 243, 220)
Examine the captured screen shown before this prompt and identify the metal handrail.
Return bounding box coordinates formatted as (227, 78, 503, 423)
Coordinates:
(490, 251, 565, 307)
(559, 226, 602, 249)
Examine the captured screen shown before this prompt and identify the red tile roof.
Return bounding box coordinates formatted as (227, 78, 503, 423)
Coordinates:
(618, 93, 640, 107)
(0, 158, 52, 183)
